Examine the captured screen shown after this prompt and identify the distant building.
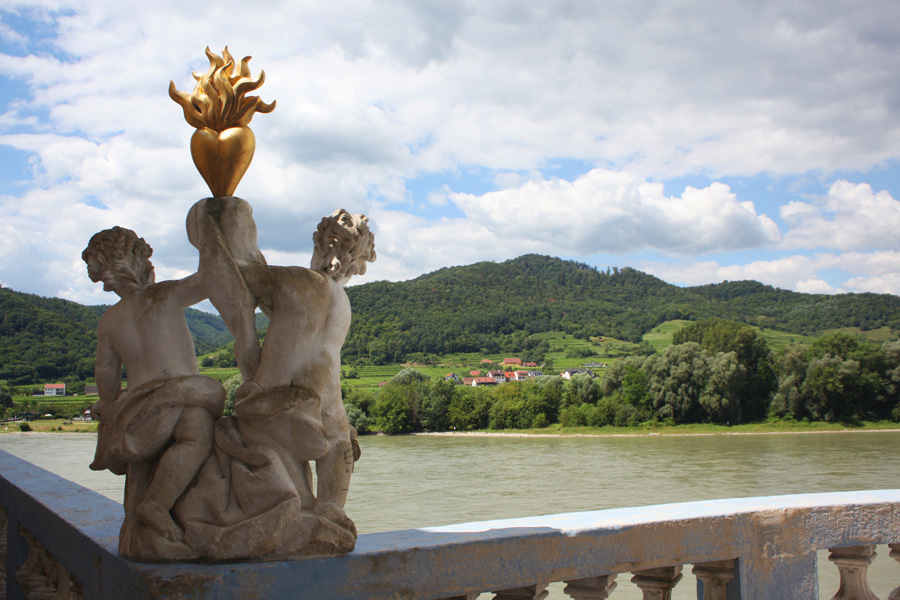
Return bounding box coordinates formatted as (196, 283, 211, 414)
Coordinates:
(561, 369, 594, 380)
(489, 371, 508, 383)
(84, 385, 99, 395)
(480, 359, 494, 365)
(584, 362, 608, 369)
(43, 383, 66, 396)
(523, 362, 538, 368)
(444, 373, 459, 382)
(470, 370, 482, 377)
(502, 358, 522, 366)
(472, 377, 497, 387)
(462, 377, 476, 386)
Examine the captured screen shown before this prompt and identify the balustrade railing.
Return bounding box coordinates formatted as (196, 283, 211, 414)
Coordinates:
(1, 449, 898, 599)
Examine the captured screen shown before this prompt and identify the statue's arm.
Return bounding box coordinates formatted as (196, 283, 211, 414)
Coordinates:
(93, 326, 122, 418)
(169, 273, 208, 308)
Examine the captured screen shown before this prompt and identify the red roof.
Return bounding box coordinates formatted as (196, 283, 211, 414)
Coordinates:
(45, 383, 65, 389)
(502, 358, 522, 365)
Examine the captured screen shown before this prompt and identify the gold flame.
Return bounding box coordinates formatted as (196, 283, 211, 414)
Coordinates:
(169, 46, 276, 132)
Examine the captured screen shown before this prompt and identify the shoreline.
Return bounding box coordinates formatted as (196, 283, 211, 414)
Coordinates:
(3, 426, 900, 439)
(410, 427, 900, 439)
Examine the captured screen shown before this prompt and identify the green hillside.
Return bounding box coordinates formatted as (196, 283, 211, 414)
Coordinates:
(342, 255, 900, 364)
(0, 287, 231, 386)
(3, 254, 900, 383)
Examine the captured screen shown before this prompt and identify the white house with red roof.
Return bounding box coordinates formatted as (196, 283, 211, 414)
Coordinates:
(43, 383, 66, 396)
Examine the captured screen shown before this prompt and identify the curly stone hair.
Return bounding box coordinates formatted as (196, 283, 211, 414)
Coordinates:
(82, 226, 155, 288)
(312, 209, 376, 279)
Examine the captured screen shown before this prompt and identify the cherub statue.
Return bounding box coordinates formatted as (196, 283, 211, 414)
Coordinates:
(83, 227, 225, 556)
(236, 209, 375, 532)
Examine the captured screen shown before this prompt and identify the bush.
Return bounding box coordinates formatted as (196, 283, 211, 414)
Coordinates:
(558, 405, 587, 427)
(18, 422, 31, 432)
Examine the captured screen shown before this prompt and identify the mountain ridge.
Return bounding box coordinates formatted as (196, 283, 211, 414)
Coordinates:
(2, 254, 898, 381)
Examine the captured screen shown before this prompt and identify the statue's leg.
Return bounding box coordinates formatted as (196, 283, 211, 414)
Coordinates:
(313, 437, 356, 535)
(136, 407, 214, 542)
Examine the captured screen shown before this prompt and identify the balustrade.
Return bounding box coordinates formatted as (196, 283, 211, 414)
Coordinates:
(1, 449, 898, 600)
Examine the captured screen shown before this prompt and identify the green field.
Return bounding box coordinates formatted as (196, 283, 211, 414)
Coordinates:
(642, 320, 690, 352)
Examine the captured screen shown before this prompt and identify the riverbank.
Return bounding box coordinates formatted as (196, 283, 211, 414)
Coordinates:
(412, 420, 900, 438)
(4, 419, 899, 438)
(0, 419, 97, 434)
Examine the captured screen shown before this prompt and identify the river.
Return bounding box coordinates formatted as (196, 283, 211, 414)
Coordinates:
(1, 430, 898, 598)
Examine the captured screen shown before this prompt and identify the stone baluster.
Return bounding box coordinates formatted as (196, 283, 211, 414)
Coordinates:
(563, 575, 618, 599)
(827, 545, 878, 600)
(888, 543, 900, 600)
(16, 525, 83, 599)
(492, 583, 549, 600)
(631, 566, 682, 600)
(693, 560, 735, 600)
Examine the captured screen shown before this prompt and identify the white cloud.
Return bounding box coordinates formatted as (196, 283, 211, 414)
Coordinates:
(781, 180, 900, 251)
(2, 0, 900, 303)
(639, 250, 900, 296)
(450, 169, 781, 255)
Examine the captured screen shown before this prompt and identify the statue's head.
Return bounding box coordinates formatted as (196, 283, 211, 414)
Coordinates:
(310, 209, 376, 282)
(82, 226, 155, 295)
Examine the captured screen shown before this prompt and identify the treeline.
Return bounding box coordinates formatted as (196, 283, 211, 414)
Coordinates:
(346, 320, 900, 433)
(343, 255, 900, 365)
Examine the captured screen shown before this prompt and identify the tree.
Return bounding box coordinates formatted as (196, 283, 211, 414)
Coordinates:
(565, 372, 599, 406)
(645, 343, 709, 423)
(222, 373, 243, 416)
(448, 387, 491, 430)
(673, 318, 775, 420)
(700, 351, 745, 423)
(0, 386, 12, 409)
(373, 384, 417, 434)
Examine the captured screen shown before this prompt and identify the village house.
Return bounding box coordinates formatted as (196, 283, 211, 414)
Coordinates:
(501, 357, 522, 366)
(561, 369, 594, 380)
(472, 377, 497, 387)
(488, 370, 508, 383)
(43, 383, 66, 396)
(444, 373, 459, 382)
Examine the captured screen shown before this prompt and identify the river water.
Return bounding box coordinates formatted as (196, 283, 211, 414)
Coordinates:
(1, 431, 898, 598)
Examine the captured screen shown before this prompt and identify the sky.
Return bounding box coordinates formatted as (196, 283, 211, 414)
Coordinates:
(2, 0, 900, 307)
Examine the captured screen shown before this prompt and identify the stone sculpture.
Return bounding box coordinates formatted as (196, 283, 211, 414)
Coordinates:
(84, 48, 374, 562)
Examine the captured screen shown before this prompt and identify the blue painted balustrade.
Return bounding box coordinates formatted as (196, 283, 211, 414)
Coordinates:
(1, 448, 898, 599)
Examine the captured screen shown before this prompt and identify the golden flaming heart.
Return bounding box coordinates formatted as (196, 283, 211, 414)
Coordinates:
(191, 126, 255, 198)
(170, 47, 275, 198)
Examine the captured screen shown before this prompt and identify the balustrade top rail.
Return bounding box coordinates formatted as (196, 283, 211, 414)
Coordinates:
(1, 448, 898, 599)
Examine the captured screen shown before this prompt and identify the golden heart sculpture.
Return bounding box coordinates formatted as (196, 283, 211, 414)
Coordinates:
(190, 126, 256, 198)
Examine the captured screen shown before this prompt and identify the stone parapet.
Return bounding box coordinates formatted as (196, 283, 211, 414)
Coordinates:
(1, 449, 898, 599)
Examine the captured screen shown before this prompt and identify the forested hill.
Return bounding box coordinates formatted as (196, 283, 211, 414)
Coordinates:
(3, 255, 900, 382)
(341, 254, 900, 363)
(0, 287, 230, 385)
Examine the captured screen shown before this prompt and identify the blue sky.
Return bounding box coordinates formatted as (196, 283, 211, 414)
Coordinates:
(2, 1, 900, 306)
